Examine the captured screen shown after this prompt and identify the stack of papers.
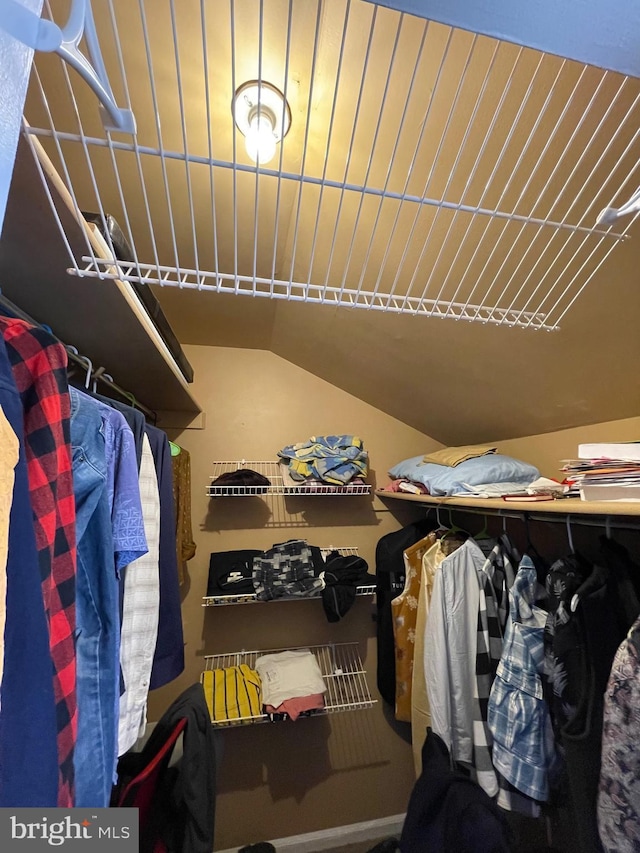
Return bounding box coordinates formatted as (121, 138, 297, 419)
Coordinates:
(562, 458, 640, 501)
(578, 442, 640, 461)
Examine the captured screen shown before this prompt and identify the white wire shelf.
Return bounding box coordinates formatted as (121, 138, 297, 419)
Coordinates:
(22, 0, 640, 330)
(207, 460, 371, 497)
(201, 642, 375, 726)
(203, 546, 375, 606)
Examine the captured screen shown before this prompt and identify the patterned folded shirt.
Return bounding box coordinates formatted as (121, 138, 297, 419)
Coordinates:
(253, 539, 324, 601)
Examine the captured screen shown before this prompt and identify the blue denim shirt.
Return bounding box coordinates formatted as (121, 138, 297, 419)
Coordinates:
(70, 387, 115, 807)
(71, 389, 149, 804)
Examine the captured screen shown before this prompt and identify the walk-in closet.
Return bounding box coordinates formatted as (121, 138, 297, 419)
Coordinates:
(1, 1, 640, 851)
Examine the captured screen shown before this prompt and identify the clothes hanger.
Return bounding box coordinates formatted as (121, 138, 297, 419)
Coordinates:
(433, 505, 451, 539)
(567, 516, 582, 612)
(502, 516, 523, 568)
(123, 390, 137, 409)
(521, 513, 545, 583)
(499, 512, 511, 548)
(475, 513, 490, 540)
(64, 345, 83, 382)
(90, 366, 112, 394)
(169, 441, 181, 457)
(439, 507, 468, 541)
(435, 505, 446, 532)
(79, 355, 93, 390)
(66, 350, 93, 389)
(447, 507, 463, 533)
(566, 515, 575, 555)
(95, 372, 113, 393)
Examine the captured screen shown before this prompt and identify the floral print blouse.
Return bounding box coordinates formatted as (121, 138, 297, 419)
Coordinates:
(598, 615, 640, 852)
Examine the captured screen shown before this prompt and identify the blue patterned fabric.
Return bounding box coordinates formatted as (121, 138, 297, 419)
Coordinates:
(278, 435, 368, 484)
(90, 398, 147, 571)
(488, 557, 556, 801)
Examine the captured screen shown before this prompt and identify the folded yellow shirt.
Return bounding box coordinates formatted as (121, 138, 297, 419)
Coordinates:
(201, 665, 262, 724)
(422, 444, 497, 467)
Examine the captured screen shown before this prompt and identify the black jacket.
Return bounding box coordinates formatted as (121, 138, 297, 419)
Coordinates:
(401, 729, 511, 853)
(116, 683, 216, 853)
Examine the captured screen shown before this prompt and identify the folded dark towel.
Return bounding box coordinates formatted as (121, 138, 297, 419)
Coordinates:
(209, 469, 271, 494)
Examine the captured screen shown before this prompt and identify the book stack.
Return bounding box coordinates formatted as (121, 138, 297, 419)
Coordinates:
(563, 442, 640, 501)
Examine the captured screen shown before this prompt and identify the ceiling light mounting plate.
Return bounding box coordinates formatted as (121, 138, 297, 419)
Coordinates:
(232, 80, 291, 144)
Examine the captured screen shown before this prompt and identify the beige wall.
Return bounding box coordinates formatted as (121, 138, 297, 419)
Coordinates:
(145, 344, 640, 849)
(147, 344, 442, 850)
(494, 416, 640, 480)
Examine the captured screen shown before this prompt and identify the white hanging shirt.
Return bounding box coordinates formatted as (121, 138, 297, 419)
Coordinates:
(424, 538, 487, 765)
(118, 434, 161, 755)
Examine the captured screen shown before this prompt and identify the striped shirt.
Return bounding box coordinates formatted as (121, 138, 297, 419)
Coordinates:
(202, 665, 262, 725)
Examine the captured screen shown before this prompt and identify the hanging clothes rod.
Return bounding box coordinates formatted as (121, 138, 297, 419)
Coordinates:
(427, 503, 640, 533)
(0, 291, 156, 421)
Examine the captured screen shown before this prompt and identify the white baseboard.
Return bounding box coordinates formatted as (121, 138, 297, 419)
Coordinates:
(214, 813, 405, 853)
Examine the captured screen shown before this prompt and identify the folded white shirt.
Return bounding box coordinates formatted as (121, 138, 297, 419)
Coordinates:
(255, 649, 326, 707)
(453, 481, 538, 498)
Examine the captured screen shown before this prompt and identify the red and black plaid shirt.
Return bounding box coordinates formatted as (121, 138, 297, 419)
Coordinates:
(0, 318, 77, 807)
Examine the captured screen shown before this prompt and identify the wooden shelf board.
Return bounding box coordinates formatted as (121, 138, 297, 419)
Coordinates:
(375, 489, 640, 517)
(0, 136, 201, 418)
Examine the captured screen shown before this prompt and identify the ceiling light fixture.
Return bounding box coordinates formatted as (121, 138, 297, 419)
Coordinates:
(232, 80, 291, 165)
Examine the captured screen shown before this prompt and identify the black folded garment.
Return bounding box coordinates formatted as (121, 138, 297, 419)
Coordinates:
(209, 469, 271, 494)
(207, 550, 263, 596)
(321, 551, 375, 623)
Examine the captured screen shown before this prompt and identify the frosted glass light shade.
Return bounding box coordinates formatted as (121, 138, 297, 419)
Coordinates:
(245, 113, 277, 164)
(232, 81, 291, 166)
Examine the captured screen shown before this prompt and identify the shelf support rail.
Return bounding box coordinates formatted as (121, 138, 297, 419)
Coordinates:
(426, 503, 640, 533)
(1, 0, 135, 134)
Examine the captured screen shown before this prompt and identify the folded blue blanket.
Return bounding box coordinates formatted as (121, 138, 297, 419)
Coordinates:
(278, 435, 369, 485)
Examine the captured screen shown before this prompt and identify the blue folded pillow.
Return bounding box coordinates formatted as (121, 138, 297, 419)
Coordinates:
(388, 454, 539, 497)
